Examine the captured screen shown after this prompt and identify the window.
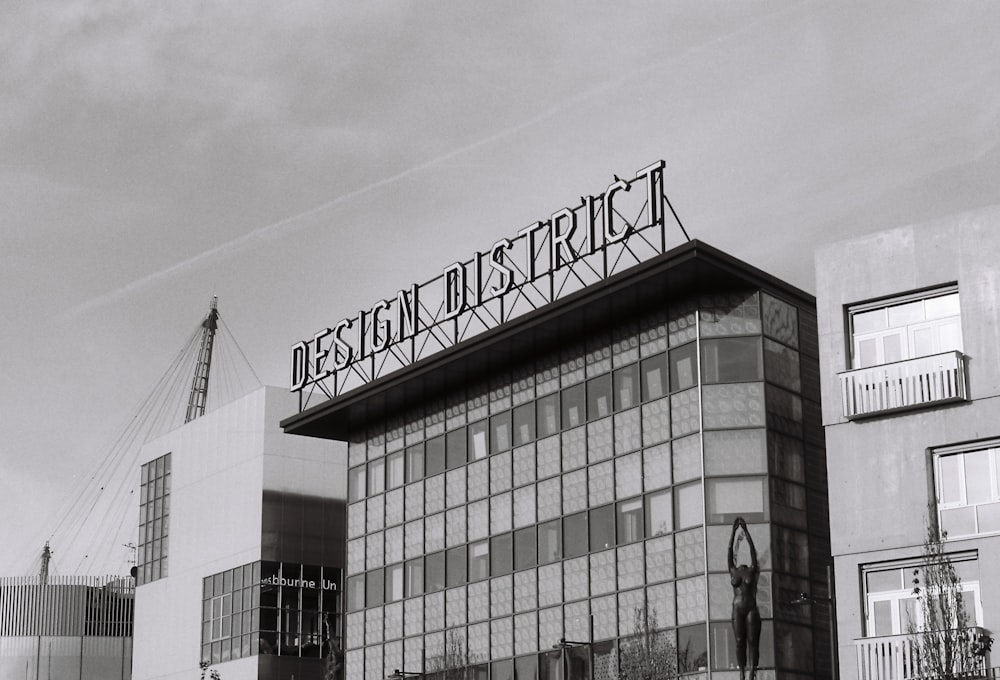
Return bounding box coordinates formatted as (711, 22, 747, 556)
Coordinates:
(616, 499, 644, 544)
(386, 451, 404, 489)
(701, 337, 762, 383)
(406, 443, 425, 483)
(138, 452, 171, 584)
(936, 443, 1000, 538)
(367, 458, 385, 496)
(863, 559, 982, 636)
(202, 561, 339, 664)
(850, 287, 962, 369)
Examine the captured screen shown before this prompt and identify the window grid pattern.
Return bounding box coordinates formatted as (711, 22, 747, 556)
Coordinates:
(137, 452, 170, 585)
(343, 291, 816, 678)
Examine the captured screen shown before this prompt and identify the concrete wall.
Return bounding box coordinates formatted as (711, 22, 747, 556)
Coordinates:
(814, 207, 1000, 680)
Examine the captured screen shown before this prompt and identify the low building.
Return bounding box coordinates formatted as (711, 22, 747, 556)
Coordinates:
(815, 208, 1000, 680)
(131, 386, 347, 680)
(0, 574, 134, 680)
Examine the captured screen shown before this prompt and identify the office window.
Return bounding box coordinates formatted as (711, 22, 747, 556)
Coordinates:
(537, 394, 560, 437)
(444, 428, 465, 470)
(491, 411, 512, 453)
(138, 452, 170, 585)
(368, 458, 385, 496)
(850, 287, 962, 369)
(513, 403, 535, 446)
(469, 420, 489, 460)
(936, 443, 1000, 538)
(514, 527, 537, 571)
(614, 364, 640, 411)
(348, 465, 365, 502)
(587, 374, 613, 420)
(538, 520, 562, 564)
(616, 499, 644, 544)
(706, 477, 767, 524)
(386, 451, 404, 489)
(562, 384, 586, 429)
(406, 443, 425, 483)
(469, 541, 490, 581)
(669, 343, 697, 392)
(701, 337, 763, 383)
(385, 563, 404, 602)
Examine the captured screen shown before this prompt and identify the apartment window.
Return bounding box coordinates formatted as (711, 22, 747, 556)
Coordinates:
(850, 287, 962, 369)
(863, 558, 981, 636)
(138, 452, 171, 585)
(936, 443, 1000, 538)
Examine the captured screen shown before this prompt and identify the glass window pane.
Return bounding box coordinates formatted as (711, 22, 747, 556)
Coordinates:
(887, 300, 924, 327)
(406, 443, 425, 483)
(563, 512, 588, 559)
(977, 502, 1000, 534)
(445, 547, 468, 588)
(646, 490, 673, 537)
(513, 403, 535, 446)
(669, 343, 697, 392)
(469, 421, 489, 461)
(641, 354, 668, 402)
(562, 384, 586, 429)
(676, 482, 704, 530)
(405, 559, 424, 597)
(368, 459, 385, 496)
(426, 436, 446, 476)
(491, 533, 513, 576)
(348, 466, 365, 502)
(701, 337, 763, 383)
(590, 504, 615, 552)
(615, 364, 640, 411)
(587, 375, 612, 420)
(425, 552, 445, 592)
(538, 520, 562, 564)
(706, 477, 767, 524)
(514, 527, 537, 571)
(468, 541, 489, 582)
(965, 450, 991, 504)
(617, 499, 644, 544)
(853, 308, 887, 334)
(492, 411, 512, 454)
(537, 394, 560, 437)
(386, 452, 404, 489)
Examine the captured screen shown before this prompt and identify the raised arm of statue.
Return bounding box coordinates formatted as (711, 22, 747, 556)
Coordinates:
(728, 517, 740, 572)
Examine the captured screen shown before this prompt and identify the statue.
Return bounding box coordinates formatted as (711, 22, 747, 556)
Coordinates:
(729, 517, 761, 680)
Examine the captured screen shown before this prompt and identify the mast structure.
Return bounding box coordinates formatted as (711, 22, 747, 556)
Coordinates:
(40, 542, 51, 584)
(184, 296, 220, 423)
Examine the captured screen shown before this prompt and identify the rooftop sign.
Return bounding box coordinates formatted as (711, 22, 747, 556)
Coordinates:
(291, 160, 681, 408)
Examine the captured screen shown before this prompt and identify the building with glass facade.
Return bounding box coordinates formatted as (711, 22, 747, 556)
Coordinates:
(283, 238, 833, 680)
(815, 209, 1000, 680)
(131, 386, 347, 680)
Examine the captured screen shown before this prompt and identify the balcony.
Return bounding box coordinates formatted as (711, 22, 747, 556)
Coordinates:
(839, 351, 969, 419)
(855, 628, 991, 680)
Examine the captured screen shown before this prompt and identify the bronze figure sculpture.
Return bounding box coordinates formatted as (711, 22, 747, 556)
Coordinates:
(729, 517, 761, 680)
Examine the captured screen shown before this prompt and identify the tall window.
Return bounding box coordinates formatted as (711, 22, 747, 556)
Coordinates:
(138, 452, 171, 585)
(849, 287, 962, 369)
(936, 443, 1000, 539)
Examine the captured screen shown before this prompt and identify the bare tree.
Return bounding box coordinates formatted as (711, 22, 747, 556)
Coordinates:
(617, 605, 680, 680)
(426, 629, 478, 679)
(198, 661, 221, 680)
(907, 524, 993, 680)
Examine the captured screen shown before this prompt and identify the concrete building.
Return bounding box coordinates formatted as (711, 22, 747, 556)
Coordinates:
(0, 574, 133, 680)
(131, 386, 347, 680)
(282, 164, 833, 680)
(815, 209, 1000, 680)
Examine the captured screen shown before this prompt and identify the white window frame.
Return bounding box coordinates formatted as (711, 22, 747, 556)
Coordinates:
(863, 559, 982, 637)
(210, 593, 232, 641)
(849, 286, 962, 369)
(935, 441, 1000, 539)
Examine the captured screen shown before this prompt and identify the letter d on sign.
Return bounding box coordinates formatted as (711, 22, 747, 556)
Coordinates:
(290, 341, 309, 392)
(443, 262, 467, 319)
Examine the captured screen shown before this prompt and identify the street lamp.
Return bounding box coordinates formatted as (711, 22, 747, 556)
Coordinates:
(385, 670, 422, 680)
(789, 564, 839, 680)
(552, 638, 590, 680)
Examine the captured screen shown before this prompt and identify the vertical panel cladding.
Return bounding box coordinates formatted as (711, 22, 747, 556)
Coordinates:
(798, 309, 820, 360)
(0, 576, 134, 637)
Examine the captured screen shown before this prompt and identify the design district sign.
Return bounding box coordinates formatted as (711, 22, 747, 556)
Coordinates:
(291, 160, 678, 405)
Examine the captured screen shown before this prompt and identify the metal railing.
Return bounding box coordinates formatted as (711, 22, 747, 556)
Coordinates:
(839, 351, 968, 419)
(855, 627, 990, 680)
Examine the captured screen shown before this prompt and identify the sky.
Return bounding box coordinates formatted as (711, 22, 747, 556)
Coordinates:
(2, 1, 1000, 576)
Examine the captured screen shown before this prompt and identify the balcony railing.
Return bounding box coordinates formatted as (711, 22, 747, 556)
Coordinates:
(839, 351, 969, 419)
(855, 627, 991, 680)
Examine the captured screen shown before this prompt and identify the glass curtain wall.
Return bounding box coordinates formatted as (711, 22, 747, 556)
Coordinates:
(342, 289, 819, 680)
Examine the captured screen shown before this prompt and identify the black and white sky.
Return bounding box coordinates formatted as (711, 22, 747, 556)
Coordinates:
(3, 1, 1000, 575)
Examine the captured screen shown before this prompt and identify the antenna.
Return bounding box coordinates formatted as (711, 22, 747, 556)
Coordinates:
(40, 542, 52, 584)
(185, 297, 219, 423)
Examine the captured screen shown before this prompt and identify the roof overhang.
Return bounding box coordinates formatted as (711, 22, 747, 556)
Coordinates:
(280, 240, 813, 441)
